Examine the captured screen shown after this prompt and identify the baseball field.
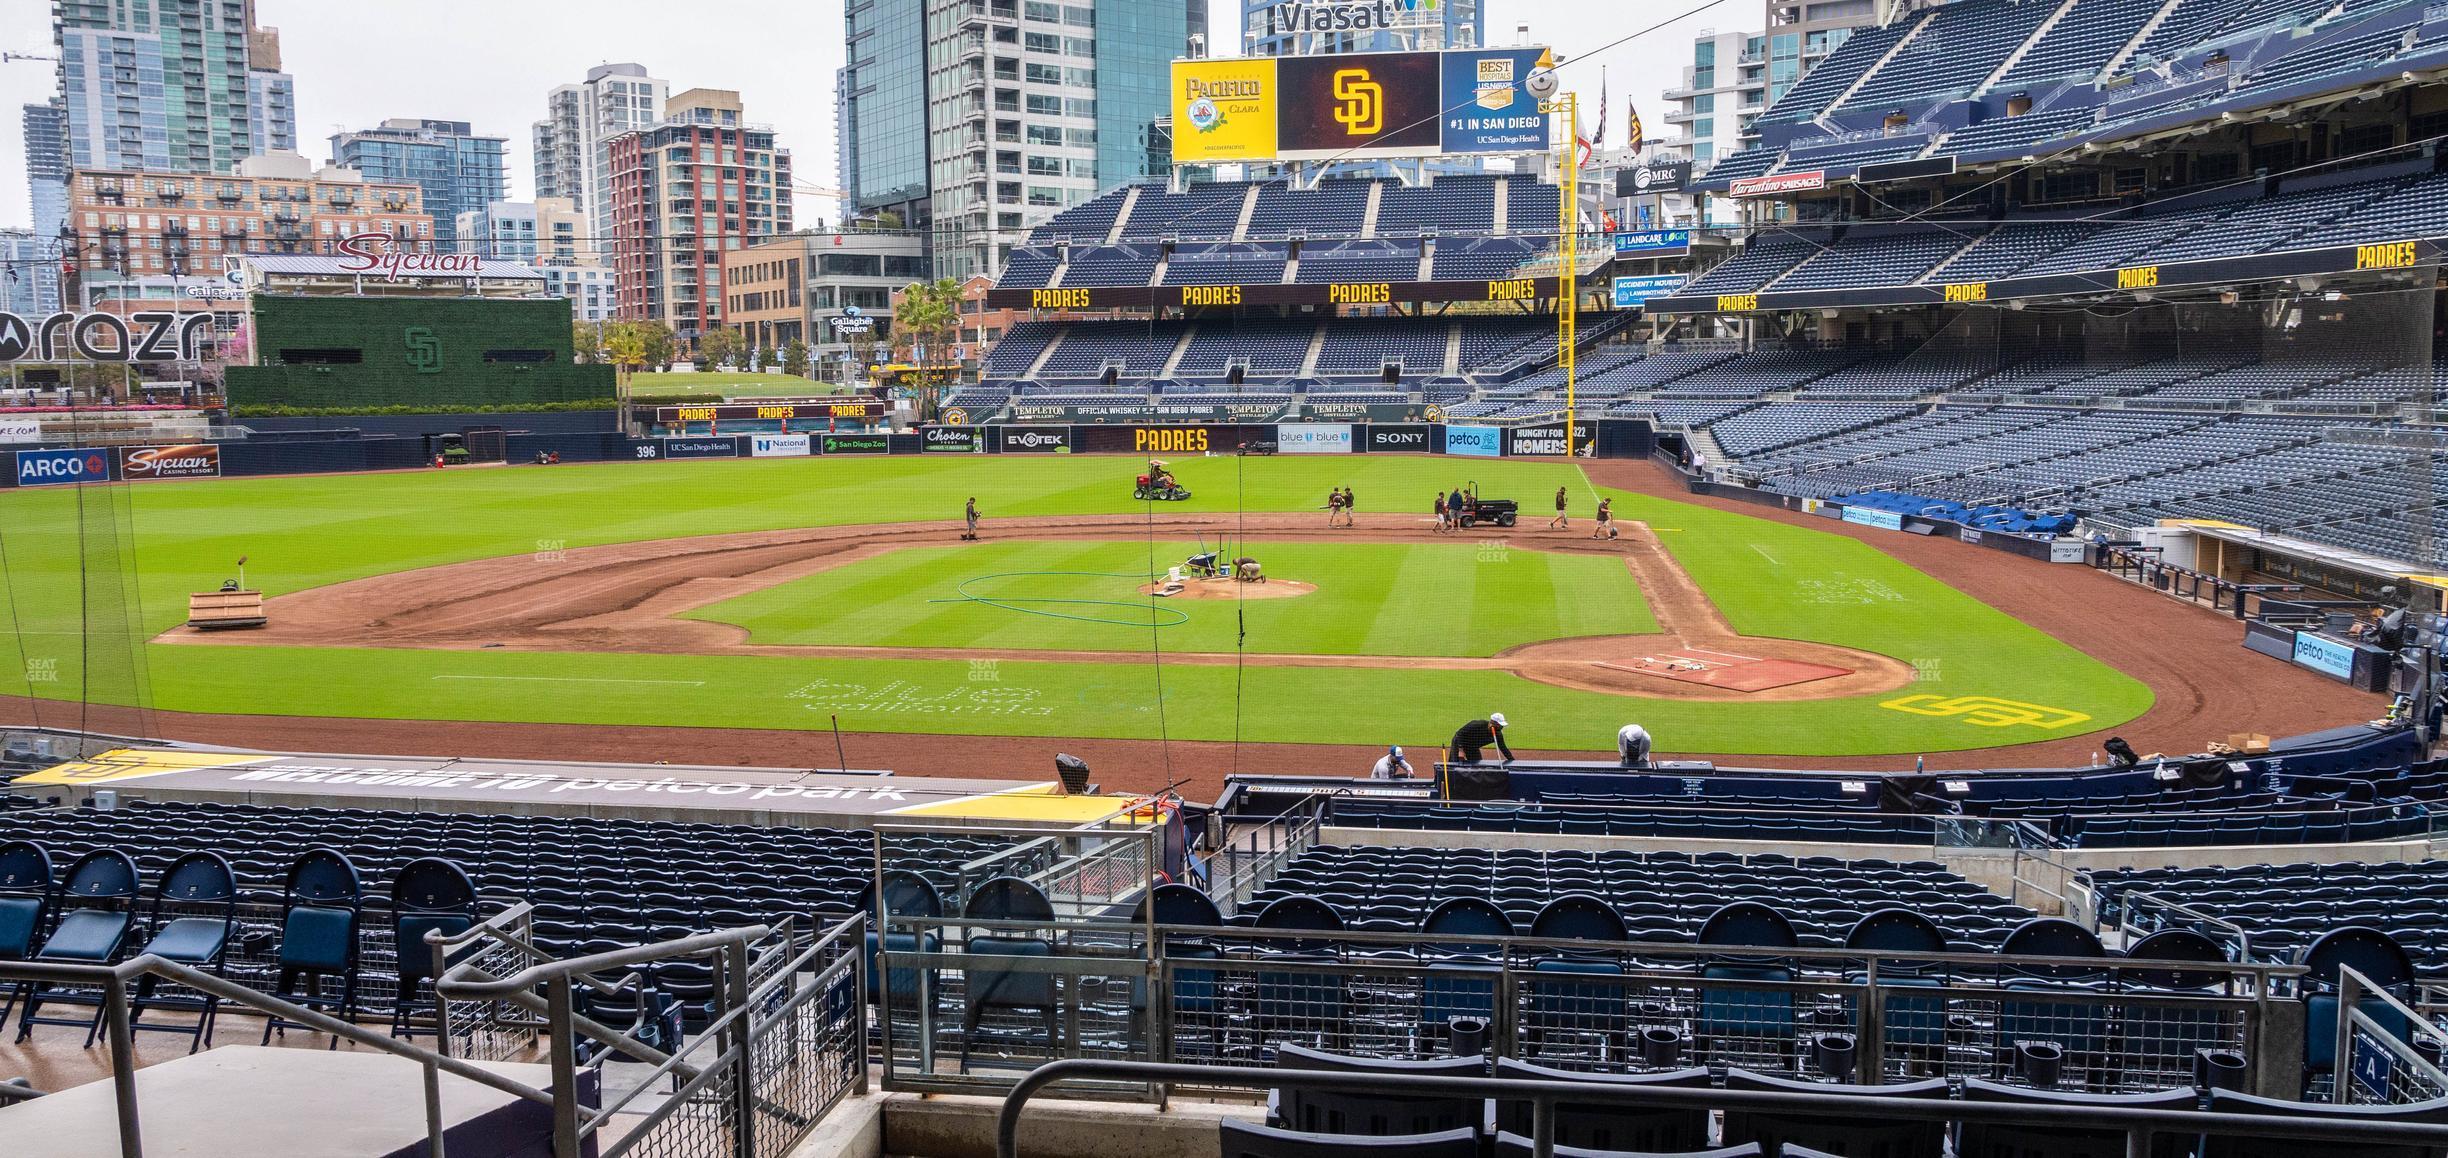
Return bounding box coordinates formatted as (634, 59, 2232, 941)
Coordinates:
(0, 452, 2188, 763)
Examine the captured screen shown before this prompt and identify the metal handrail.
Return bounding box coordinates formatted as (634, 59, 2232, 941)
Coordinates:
(435, 924, 772, 999)
(2335, 962, 2448, 1102)
(2119, 888, 2259, 964)
(883, 914, 2307, 984)
(997, 1060, 2448, 1158)
(0, 953, 555, 1158)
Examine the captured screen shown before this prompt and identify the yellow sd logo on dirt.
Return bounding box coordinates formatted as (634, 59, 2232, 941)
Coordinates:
(1879, 694, 2092, 730)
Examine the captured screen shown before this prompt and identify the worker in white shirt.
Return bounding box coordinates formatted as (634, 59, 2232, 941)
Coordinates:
(1617, 723, 1653, 769)
(1370, 745, 1415, 780)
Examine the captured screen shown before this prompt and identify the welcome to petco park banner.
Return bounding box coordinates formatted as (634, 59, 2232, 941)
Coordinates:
(1171, 45, 1552, 164)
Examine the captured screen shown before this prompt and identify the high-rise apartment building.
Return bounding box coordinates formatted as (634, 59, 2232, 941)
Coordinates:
(21, 99, 71, 315)
(842, 0, 1203, 279)
(60, 151, 428, 317)
(534, 63, 669, 252)
(54, 0, 263, 175)
(459, 197, 594, 262)
(1, 230, 45, 317)
(1666, 29, 1770, 167)
(606, 89, 794, 339)
(246, 27, 297, 154)
(329, 119, 510, 252)
(1763, 0, 1891, 106)
(1240, 0, 1480, 56)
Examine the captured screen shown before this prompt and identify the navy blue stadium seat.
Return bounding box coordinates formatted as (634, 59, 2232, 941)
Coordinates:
(1718, 1069, 1952, 1157)
(388, 857, 478, 1040)
(113, 850, 239, 1050)
(1221, 1120, 1478, 1158)
(263, 847, 365, 1046)
(1956, 1079, 2198, 1158)
(1268, 1043, 1484, 1137)
(11, 848, 140, 1041)
(1490, 1057, 1714, 1152)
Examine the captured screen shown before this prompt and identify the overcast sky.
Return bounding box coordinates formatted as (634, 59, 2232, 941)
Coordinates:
(0, 0, 1740, 230)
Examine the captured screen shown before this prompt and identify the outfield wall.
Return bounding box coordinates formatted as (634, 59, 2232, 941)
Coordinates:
(3, 419, 1657, 487)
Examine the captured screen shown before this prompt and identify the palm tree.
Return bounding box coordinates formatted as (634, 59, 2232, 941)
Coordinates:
(894, 278, 965, 421)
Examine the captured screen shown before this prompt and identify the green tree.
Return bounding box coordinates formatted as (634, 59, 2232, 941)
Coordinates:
(782, 338, 810, 379)
(634, 321, 677, 372)
(893, 278, 965, 419)
(572, 321, 604, 365)
(754, 345, 775, 373)
(696, 328, 744, 371)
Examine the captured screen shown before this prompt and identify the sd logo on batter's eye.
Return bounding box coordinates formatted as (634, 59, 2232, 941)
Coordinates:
(1333, 69, 1383, 136)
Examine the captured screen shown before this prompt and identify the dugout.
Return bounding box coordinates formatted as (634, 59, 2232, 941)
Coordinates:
(223, 296, 615, 411)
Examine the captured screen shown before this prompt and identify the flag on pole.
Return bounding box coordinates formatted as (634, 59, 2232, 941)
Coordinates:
(1575, 69, 1608, 169)
(1626, 101, 1645, 154)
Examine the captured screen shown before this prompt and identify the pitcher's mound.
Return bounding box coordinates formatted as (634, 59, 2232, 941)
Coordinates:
(1138, 577, 1316, 600)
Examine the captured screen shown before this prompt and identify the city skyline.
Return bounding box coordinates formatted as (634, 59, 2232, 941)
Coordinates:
(0, 0, 1708, 238)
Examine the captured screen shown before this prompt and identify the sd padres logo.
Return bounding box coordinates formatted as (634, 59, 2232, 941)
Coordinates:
(1332, 69, 1383, 136)
(1881, 694, 2091, 731)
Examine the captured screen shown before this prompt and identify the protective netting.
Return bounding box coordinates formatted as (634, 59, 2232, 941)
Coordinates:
(0, 422, 158, 741)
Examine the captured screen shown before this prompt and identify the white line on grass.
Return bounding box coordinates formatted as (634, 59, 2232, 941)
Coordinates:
(432, 675, 708, 687)
(1751, 544, 1780, 566)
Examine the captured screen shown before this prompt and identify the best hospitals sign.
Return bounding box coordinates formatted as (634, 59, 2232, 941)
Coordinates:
(334, 232, 484, 280)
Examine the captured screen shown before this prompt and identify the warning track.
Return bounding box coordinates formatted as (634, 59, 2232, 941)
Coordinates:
(159, 513, 1913, 704)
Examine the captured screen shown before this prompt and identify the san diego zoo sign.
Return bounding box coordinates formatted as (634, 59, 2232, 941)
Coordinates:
(0, 310, 216, 363)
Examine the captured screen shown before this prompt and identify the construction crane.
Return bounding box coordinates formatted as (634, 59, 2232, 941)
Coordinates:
(1, 51, 62, 65)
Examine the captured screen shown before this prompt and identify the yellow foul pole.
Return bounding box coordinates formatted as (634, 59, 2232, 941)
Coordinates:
(1557, 91, 1580, 457)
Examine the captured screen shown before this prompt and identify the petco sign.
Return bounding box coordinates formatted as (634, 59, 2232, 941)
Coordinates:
(1277, 423, 1354, 454)
(1442, 424, 1503, 458)
(335, 233, 484, 280)
(14, 448, 112, 487)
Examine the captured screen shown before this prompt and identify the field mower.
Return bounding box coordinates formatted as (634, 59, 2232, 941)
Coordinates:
(1134, 458, 1192, 501)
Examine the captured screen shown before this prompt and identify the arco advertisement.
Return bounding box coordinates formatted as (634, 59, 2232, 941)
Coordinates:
(13, 447, 112, 487)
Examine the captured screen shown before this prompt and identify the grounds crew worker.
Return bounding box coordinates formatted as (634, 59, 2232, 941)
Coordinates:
(964, 497, 980, 541)
(1618, 723, 1653, 769)
(1370, 745, 1414, 780)
(1448, 712, 1515, 764)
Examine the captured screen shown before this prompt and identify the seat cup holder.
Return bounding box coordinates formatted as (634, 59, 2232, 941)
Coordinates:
(1812, 1032, 1859, 1082)
(2014, 1040, 2065, 1090)
(1447, 1016, 1488, 1058)
(2194, 1047, 2248, 1094)
(1638, 1025, 1683, 1067)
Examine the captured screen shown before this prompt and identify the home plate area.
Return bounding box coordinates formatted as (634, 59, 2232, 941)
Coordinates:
(1595, 647, 1855, 693)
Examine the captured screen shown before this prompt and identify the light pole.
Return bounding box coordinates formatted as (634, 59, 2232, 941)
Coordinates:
(1529, 69, 1581, 457)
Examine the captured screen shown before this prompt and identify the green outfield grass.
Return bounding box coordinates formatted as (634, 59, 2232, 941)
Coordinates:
(686, 539, 1658, 656)
(0, 454, 2152, 756)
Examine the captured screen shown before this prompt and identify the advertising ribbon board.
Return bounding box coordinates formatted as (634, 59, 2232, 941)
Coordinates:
(749, 433, 812, 458)
(1442, 424, 1504, 458)
(1000, 427, 1073, 454)
(1276, 423, 1355, 454)
(1841, 506, 1906, 531)
(2292, 631, 2360, 681)
(921, 426, 982, 453)
(821, 433, 891, 455)
(117, 443, 222, 480)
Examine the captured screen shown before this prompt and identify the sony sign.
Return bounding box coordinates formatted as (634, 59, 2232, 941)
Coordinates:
(0, 311, 214, 364)
(1264, 0, 1411, 35)
(335, 232, 485, 281)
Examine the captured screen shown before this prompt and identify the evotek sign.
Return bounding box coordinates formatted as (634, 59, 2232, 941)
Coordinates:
(335, 233, 483, 281)
(117, 443, 221, 481)
(14, 448, 112, 487)
(1000, 427, 1072, 453)
(0, 311, 214, 364)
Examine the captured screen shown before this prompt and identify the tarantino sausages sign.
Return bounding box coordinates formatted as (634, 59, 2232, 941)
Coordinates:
(988, 277, 1557, 311)
(116, 443, 222, 480)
